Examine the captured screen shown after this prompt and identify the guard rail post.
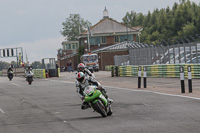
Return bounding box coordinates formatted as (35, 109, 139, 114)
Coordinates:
(138, 66, 141, 88)
(111, 65, 114, 77)
(180, 66, 185, 93)
(115, 66, 119, 77)
(188, 66, 192, 93)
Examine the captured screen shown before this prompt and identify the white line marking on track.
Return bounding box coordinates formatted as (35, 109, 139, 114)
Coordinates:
(46, 79, 75, 84)
(11, 83, 19, 86)
(0, 108, 5, 113)
(104, 85, 200, 101)
(45, 79, 200, 100)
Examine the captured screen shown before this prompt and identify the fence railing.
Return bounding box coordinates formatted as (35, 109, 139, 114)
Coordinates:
(114, 34, 200, 66)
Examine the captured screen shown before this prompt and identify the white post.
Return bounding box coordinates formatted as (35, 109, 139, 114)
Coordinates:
(180, 66, 185, 93)
(188, 66, 192, 93)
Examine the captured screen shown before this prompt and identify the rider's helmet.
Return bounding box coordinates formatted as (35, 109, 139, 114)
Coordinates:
(77, 63, 85, 72)
(76, 72, 85, 83)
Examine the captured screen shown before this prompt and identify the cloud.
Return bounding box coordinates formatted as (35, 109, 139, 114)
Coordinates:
(0, 36, 65, 63)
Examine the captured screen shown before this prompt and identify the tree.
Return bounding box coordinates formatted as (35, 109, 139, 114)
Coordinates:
(177, 22, 197, 37)
(10, 61, 17, 68)
(31, 61, 42, 69)
(77, 45, 85, 63)
(122, 0, 200, 43)
(0, 61, 9, 71)
(61, 14, 92, 41)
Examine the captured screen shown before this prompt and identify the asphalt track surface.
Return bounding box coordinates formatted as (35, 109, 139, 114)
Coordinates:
(1, 71, 200, 133)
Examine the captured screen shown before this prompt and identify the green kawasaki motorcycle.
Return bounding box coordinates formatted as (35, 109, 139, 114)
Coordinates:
(83, 85, 113, 117)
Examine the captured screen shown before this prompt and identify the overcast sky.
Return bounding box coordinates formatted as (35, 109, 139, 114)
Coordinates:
(0, 0, 199, 63)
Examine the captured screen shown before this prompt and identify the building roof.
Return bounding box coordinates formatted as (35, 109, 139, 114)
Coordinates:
(59, 41, 153, 60)
(91, 41, 153, 53)
(80, 18, 143, 37)
(62, 40, 79, 44)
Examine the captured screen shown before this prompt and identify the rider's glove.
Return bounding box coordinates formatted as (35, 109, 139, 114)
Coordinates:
(81, 96, 85, 101)
(97, 86, 102, 90)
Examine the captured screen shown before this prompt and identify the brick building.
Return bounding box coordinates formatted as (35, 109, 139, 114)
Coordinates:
(57, 7, 143, 70)
(79, 7, 143, 52)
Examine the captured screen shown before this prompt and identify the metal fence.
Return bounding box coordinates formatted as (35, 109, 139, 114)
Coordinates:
(114, 55, 130, 66)
(115, 35, 200, 65)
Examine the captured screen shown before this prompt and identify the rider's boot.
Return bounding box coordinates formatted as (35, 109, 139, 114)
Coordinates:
(107, 98, 114, 104)
(81, 101, 91, 110)
(99, 87, 113, 104)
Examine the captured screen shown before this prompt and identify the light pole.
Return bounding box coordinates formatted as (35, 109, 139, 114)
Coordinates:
(138, 32, 141, 43)
(87, 31, 90, 52)
(84, 40, 88, 54)
(124, 22, 129, 42)
(126, 26, 128, 42)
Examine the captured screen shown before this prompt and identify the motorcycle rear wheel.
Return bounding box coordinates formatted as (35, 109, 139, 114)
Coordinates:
(107, 104, 113, 116)
(28, 81, 32, 85)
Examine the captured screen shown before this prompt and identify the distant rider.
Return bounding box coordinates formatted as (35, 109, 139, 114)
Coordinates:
(25, 65, 34, 81)
(7, 66, 13, 73)
(75, 72, 113, 109)
(77, 63, 93, 78)
(26, 65, 33, 74)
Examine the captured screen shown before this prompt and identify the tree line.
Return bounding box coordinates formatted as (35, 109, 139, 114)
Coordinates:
(0, 61, 43, 71)
(122, 0, 200, 44)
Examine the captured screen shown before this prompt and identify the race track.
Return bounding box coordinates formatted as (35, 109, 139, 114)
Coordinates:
(0, 73, 200, 133)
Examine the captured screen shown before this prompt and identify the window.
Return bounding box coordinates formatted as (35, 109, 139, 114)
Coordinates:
(89, 37, 101, 45)
(120, 35, 127, 42)
(58, 49, 62, 54)
(115, 36, 119, 42)
(101, 37, 106, 44)
(68, 44, 71, 49)
(72, 44, 75, 49)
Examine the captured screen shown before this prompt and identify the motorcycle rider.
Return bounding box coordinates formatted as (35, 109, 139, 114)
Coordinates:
(25, 65, 33, 81)
(75, 72, 113, 110)
(7, 65, 13, 73)
(7, 65, 14, 80)
(77, 63, 93, 78)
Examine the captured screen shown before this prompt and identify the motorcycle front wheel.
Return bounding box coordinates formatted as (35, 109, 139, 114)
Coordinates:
(93, 99, 107, 117)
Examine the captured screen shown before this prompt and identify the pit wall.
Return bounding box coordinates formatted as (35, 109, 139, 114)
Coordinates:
(105, 64, 200, 78)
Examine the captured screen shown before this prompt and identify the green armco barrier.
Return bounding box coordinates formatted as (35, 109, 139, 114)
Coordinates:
(105, 65, 112, 71)
(0, 71, 2, 76)
(119, 66, 126, 76)
(126, 65, 132, 76)
(105, 64, 200, 78)
(33, 69, 46, 78)
(166, 64, 176, 78)
(131, 65, 138, 76)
